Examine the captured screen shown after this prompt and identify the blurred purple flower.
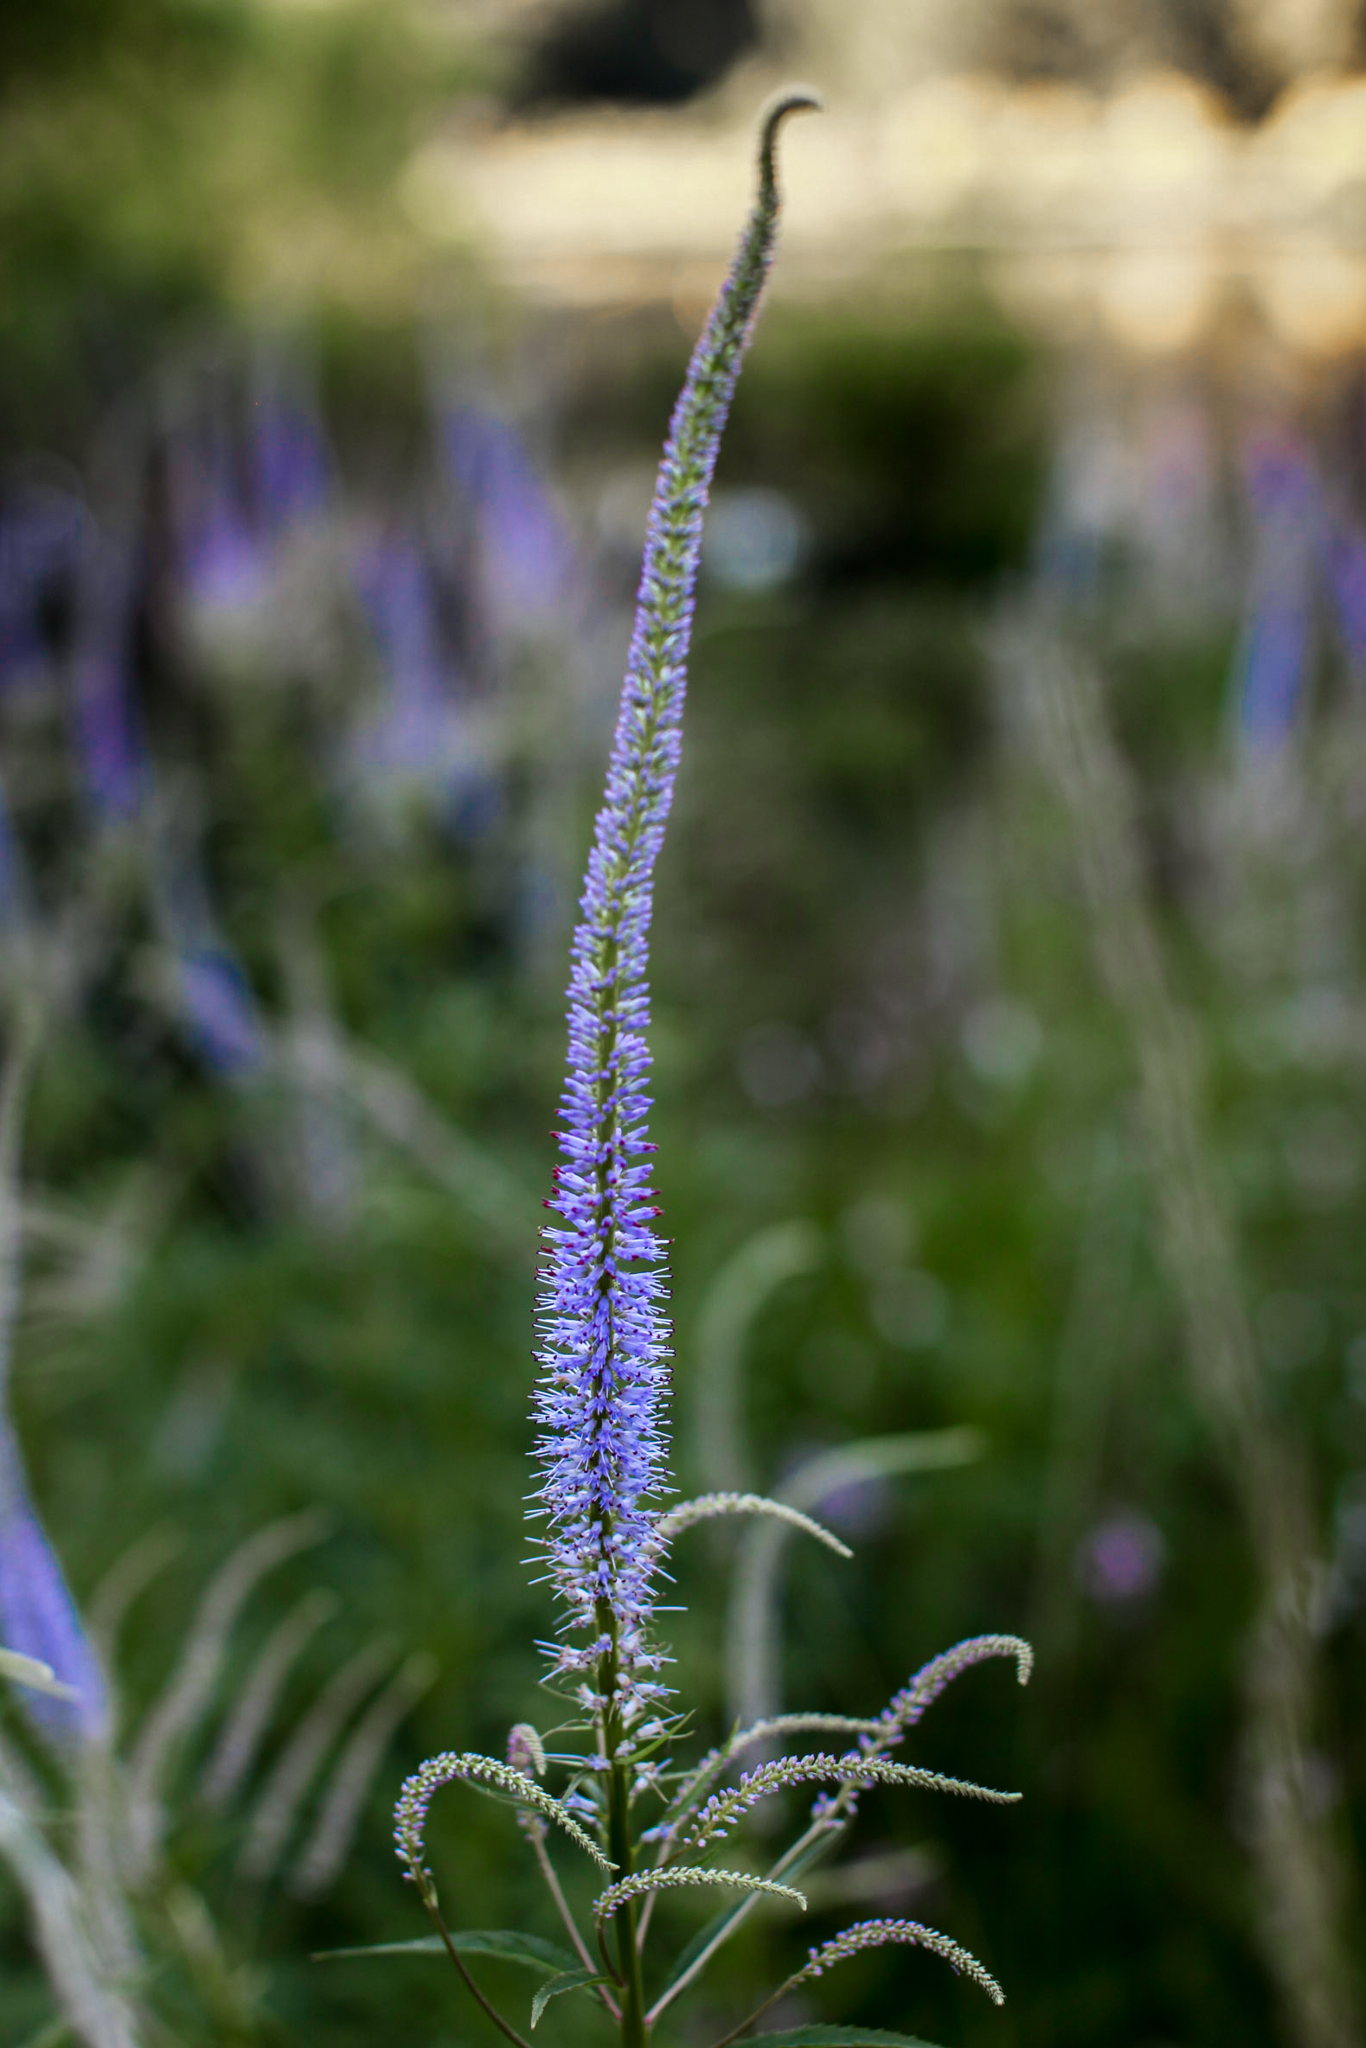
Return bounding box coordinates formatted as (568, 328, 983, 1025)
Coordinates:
(69, 534, 146, 822)
(355, 539, 457, 762)
(251, 361, 330, 534)
(1327, 525, 1366, 678)
(439, 401, 579, 634)
(150, 844, 266, 1078)
(1233, 426, 1320, 750)
(0, 1427, 107, 1745)
(1078, 1509, 1164, 1605)
(168, 406, 270, 619)
(352, 535, 499, 837)
(176, 944, 266, 1078)
(1238, 598, 1312, 748)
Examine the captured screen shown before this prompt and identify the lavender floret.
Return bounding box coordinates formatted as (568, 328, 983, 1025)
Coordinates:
(530, 92, 821, 1707)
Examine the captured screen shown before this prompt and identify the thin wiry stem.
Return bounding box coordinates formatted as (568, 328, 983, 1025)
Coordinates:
(528, 1825, 622, 2020)
(417, 1885, 536, 2048)
(644, 1815, 837, 2025)
(706, 1917, 1003, 2048)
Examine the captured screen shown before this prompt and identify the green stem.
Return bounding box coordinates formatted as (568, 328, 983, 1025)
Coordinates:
(597, 1627, 648, 2048)
(644, 1817, 841, 2026)
(608, 1758, 647, 2048)
(417, 1884, 535, 2048)
(529, 1825, 623, 2019)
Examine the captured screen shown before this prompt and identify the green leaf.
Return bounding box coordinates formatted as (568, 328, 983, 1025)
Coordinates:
(530, 1968, 612, 2027)
(747, 2031, 945, 2048)
(313, 1930, 579, 1974)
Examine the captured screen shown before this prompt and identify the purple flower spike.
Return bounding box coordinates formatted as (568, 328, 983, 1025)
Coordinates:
(531, 91, 819, 1711)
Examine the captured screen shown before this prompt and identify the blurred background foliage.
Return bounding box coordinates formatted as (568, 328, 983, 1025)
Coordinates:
(0, 2, 1365, 2046)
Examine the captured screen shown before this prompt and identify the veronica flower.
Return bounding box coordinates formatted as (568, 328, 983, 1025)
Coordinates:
(530, 91, 821, 1719)
(394, 103, 1028, 2048)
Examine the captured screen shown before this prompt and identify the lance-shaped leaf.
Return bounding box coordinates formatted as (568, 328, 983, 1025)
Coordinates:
(530, 1967, 614, 2027)
(315, 1929, 578, 1971)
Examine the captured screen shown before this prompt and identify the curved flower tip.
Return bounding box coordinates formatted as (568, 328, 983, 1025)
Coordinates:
(881, 1633, 1034, 1738)
(531, 88, 814, 1707)
(759, 86, 824, 165)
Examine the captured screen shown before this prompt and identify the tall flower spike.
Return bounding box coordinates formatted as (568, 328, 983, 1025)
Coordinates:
(531, 90, 821, 1708)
